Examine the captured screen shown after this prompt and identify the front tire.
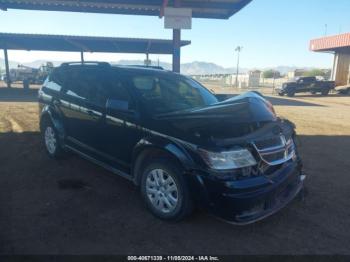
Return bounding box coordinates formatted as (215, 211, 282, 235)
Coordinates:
(42, 120, 63, 158)
(140, 159, 193, 221)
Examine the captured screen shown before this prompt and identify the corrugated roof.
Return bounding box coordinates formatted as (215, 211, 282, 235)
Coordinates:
(310, 33, 350, 52)
(0, 32, 191, 54)
(0, 0, 252, 19)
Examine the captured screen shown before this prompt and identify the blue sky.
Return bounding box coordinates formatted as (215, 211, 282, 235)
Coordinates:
(1, 0, 349, 68)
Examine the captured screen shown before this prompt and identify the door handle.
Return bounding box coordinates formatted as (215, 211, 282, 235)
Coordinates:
(53, 100, 61, 106)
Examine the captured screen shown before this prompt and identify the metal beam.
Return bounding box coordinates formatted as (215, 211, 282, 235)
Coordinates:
(3, 48, 11, 88)
(0, 0, 252, 19)
(64, 38, 91, 52)
(0, 32, 191, 54)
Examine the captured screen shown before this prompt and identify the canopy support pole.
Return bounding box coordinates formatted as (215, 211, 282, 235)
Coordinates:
(145, 52, 151, 66)
(80, 50, 84, 63)
(172, 0, 181, 73)
(4, 48, 11, 88)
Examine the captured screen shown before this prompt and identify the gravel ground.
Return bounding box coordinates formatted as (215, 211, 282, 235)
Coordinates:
(0, 87, 350, 254)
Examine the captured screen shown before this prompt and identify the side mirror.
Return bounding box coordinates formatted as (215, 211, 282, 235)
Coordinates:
(106, 98, 130, 112)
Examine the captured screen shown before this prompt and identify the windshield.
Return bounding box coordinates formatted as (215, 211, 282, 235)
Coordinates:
(127, 73, 218, 114)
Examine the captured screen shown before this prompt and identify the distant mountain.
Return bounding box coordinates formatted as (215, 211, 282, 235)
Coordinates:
(0, 58, 329, 76)
(22, 60, 63, 68)
(116, 60, 247, 75)
(0, 58, 20, 69)
(0, 59, 63, 70)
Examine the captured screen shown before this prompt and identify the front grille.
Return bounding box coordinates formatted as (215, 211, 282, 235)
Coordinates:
(262, 151, 286, 163)
(253, 135, 295, 166)
(254, 136, 281, 149)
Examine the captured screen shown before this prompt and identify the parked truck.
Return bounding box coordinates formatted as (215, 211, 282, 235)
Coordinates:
(277, 76, 335, 97)
(4, 62, 54, 85)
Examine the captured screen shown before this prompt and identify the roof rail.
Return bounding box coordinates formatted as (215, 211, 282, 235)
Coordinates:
(115, 65, 164, 70)
(133, 65, 164, 70)
(60, 61, 111, 67)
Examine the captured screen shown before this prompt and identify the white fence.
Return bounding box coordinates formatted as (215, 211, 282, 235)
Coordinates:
(191, 74, 287, 89)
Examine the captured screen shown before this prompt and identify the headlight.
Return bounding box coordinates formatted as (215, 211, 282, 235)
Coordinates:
(199, 148, 257, 170)
(265, 100, 276, 115)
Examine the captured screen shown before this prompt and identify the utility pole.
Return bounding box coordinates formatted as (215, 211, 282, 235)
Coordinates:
(235, 46, 243, 88)
(272, 70, 276, 94)
(324, 24, 328, 36)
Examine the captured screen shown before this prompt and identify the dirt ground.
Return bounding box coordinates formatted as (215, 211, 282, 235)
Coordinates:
(0, 86, 350, 254)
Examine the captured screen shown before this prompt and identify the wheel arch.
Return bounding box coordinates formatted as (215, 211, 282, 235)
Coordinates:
(131, 137, 196, 186)
(40, 105, 65, 141)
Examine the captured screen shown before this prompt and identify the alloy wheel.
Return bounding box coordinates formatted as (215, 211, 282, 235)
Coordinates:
(45, 126, 57, 154)
(145, 168, 179, 213)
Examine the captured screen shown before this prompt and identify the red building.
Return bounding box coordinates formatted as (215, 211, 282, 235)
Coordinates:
(310, 33, 350, 87)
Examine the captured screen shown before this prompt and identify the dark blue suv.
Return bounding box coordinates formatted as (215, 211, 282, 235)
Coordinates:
(39, 62, 305, 224)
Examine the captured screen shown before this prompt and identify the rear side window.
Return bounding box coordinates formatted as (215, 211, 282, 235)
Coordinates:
(64, 67, 91, 100)
(63, 67, 108, 106)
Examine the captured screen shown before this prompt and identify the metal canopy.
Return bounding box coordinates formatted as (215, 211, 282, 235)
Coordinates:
(0, 32, 191, 54)
(310, 33, 350, 53)
(0, 0, 252, 19)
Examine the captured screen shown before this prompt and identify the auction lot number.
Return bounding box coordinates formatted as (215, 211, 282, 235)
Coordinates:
(127, 256, 219, 261)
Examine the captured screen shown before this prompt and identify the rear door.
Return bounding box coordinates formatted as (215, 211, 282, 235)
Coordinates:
(59, 66, 105, 151)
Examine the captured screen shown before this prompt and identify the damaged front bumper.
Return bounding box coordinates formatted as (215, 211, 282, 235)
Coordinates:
(189, 160, 305, 225)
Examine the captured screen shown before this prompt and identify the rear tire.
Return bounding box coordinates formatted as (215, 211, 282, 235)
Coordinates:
(140, 158, 193, 221)
(42, 120, 64, 158)
(287, 91, 295, 97)
(321, 89, 330, 96)
(285, 86, 296, 97)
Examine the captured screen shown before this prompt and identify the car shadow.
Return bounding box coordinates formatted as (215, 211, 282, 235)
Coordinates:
(289, 93, 349, 98)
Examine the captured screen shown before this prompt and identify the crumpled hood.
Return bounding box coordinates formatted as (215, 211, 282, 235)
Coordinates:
(149, 92, 278, 147)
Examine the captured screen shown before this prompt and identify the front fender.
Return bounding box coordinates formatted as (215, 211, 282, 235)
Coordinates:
(131, 135, 197, 184)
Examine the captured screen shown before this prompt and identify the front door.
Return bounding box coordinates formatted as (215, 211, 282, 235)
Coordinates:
(102, 72, 142, 172)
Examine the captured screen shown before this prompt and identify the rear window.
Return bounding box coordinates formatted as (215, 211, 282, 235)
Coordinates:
(49, 68, 65, 86)
(45, 68, 64, 92)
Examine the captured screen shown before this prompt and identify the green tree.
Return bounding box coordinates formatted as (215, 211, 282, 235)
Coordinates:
(262, 69, 280, 79)
(303, 69, 326, 77)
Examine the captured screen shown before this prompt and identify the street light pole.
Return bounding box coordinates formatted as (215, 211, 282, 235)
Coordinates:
(235, 46, 243, 88)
